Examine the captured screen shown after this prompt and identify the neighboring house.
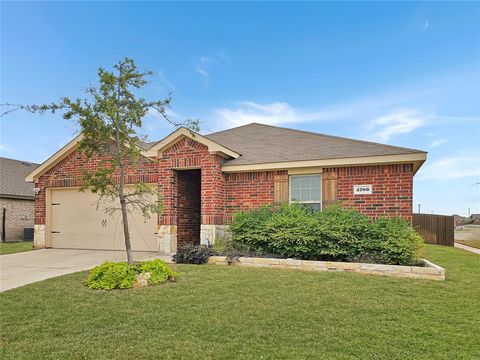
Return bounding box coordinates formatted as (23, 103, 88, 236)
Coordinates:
(456, 214, 480, 226)
(26, 123, 427, 253)
(0, 157, 39, 241)
(453, 214, 467, 226)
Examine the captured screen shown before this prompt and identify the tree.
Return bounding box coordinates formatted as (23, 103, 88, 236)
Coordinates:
(2, 58, 199, 264)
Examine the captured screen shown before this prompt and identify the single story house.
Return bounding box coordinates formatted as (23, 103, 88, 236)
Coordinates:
(0, 157, 39, 241)
(26, 123, 427, 253)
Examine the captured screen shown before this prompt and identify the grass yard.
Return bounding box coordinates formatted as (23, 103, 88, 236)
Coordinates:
(0, 241, 34, 255)
(456, 239, 480, 249)
(1, 244, 479, 359)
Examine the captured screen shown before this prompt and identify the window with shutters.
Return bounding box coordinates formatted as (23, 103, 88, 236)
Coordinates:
(289, 174, 322, 211)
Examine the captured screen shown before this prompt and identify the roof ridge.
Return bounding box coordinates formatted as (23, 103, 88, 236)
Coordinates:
(0, 156, 40, 165)
(204, 122, 257, 137)
(216, 122, 426, 154)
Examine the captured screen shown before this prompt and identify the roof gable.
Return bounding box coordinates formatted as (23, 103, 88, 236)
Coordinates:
(25, 134, 157, 182)
(144, 127, 240, 159)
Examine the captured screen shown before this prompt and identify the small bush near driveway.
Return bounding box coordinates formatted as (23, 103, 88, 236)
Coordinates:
(229, 204, 423, 266)
(84, 259, 176, 290)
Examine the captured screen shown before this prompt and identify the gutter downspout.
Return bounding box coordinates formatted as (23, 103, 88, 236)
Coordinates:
(1, 207, 6, 242)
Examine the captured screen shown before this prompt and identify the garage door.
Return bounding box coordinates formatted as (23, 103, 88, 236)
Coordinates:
(49, 188, 158, 251)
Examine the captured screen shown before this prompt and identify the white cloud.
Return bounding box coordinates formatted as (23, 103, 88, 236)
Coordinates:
(195, 61, 210, 78)
(194, 52, 230, 81)
(209, 78, 437, 131)
(213, 101, 323, 127)
(0, 142, 15, 155)
(417, 151, 480, 181)
(429, 139, 447, 148)
(157, 70, 175, 92)
(363, 109, 429, 142)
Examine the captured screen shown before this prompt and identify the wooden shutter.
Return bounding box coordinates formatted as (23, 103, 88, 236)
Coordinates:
(274, 174, 289, 205)
(322, 171, 338, 209)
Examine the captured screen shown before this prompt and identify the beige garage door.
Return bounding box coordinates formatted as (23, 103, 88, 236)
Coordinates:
(49, 188, 158, 251)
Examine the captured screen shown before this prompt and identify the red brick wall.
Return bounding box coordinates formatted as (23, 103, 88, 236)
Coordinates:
(158, 136, 226, 226)
(35, 138, 414, 228)
(176, 170, 201, 247)
(324, 164, 414, 221)
(35, 149, 159, 225)
(225, 171, 287, 216)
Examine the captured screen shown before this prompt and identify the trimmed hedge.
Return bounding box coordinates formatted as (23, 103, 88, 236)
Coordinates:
(84, 259, 176, 290)
(229, 204, 423, 266)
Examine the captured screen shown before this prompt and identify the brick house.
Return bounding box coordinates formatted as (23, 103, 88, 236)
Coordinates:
(0, 157, 39, 241)
(26, 123, 427, 253)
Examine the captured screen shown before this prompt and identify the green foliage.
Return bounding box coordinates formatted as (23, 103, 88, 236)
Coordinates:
(228, 205, 274, 253)
(84, 262, 137, 290)
(2, 58, 200, 264)
(172, 244, 215, 264)
(229, 204, 423, 265)
(366, 217, 424, 265)
(84, 259, 176, 290)
(138, 259, 177, 285)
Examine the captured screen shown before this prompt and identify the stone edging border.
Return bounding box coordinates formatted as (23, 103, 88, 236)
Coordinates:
(208, 256, 445, 281)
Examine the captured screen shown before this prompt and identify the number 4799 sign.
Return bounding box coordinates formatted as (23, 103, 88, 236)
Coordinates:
(353, 185, 372, 195)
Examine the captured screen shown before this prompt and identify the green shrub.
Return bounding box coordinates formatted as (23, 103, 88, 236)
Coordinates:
(229, 204, 423, 265)
(84, 259, 176, 290)
(228, 205, 274, 253)
(367, 217, 424, 265)
(84, 262, 137, 290)
(172, 244, 214, 264)
(138, 259, 177, 285)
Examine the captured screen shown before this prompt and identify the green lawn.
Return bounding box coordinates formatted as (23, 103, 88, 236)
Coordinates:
(456, 239, 480, 249)
(1, 245, 479, 359)
(0, 241, 34, 255)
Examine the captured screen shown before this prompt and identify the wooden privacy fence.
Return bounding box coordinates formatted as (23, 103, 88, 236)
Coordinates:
(412, 214, 454, 246)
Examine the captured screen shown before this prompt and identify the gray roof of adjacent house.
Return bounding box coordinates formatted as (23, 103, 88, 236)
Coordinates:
(136, 140, 158, 151)
(0, 157, 39, 199)
(204, 123, 426, 166)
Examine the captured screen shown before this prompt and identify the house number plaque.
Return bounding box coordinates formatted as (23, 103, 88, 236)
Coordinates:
(353, 185, 372, 195)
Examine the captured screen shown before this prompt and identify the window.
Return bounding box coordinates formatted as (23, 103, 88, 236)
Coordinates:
(289, 175, 322, 211)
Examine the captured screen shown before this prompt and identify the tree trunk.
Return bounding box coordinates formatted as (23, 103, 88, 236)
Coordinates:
(119, 168, 134, 265)
(120, 197, 133, 264)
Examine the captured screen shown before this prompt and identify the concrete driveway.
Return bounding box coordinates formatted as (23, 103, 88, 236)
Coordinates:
(0, 249, 161, 292)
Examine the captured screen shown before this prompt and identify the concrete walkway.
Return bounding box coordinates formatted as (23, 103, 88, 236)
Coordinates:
(454, 242, 480, 255)
(0, 249, 164, 292)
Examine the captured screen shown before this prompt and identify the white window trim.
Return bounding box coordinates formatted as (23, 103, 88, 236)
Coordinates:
(289, 174, 322, 209)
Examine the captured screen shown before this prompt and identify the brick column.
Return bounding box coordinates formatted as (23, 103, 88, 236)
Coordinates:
(158, 160, 178, 254)
(200, 153, 227, 245)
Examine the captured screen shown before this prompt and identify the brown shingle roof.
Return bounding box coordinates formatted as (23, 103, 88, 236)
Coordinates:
(0, 157, 39, 199)
(204, 123, 426, 166)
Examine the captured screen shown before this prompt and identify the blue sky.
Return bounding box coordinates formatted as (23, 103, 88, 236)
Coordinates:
(1, 1, 479, 216)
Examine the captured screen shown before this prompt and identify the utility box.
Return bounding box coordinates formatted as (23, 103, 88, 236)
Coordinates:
(23, 227, 34, 241)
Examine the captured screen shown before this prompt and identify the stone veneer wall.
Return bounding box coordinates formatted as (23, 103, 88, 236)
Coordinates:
(0, 198, 35, 241)
(208, 256, 445, 281)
